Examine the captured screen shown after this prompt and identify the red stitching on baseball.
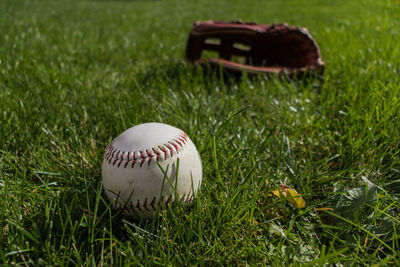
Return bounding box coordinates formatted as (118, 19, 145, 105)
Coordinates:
(136, 200, 142, 211)
(169, 141, 179, 152)
(104, 132, 188, 168)
(140, 158, 146, 167)
(159, 146, 167, 159)
(146, 150, 153, 166)
(151, 197, 156, 210)
(117, 152, 124, 167)
(152, 148, 160, 161)
(124, 195, 194, 213)
(131, 158, 137, 167)
(139, 151, 146, 167)
(165, 144, 174, 156)
(175, 139, 183, 147)
(143, 198, 150, 211)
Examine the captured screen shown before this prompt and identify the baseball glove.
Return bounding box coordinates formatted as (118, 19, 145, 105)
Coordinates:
(185, 20, 325, 76)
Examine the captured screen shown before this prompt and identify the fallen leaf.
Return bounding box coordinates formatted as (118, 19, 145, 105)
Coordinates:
(333, 176, 378, 221)
(270, 185, 306, 208)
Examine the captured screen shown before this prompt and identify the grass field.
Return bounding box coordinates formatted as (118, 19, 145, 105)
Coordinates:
(1, 0, 400, 265)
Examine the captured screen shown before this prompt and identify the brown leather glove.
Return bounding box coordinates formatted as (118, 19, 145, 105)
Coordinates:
(186, 20, 325, 76)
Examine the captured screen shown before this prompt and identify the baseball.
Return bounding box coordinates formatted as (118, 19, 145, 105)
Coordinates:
(101, 122, 202, 220)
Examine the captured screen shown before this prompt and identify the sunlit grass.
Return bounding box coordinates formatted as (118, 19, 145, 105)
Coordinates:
(0, 0, 399, 265)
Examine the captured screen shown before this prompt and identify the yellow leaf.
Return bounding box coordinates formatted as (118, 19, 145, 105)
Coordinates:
(270, 185, 306, 208)
(270, 189, 282, 198)
(286, 187, 306, 208)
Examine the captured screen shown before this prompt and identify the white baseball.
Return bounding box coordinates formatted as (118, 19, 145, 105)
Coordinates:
(101, 122, 202, 219)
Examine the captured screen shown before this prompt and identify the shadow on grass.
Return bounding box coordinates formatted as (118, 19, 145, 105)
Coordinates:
(135, 60, 325, 92)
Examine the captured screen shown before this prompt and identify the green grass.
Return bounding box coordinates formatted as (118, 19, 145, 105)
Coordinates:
(1, 0, 400, 265)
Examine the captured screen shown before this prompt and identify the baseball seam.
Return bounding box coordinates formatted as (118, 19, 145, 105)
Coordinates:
(104, 132, 188, 168)
(123, 195, 194, 212)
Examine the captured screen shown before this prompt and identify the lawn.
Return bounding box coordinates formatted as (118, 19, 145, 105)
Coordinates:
(1, 0, 399, 265)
